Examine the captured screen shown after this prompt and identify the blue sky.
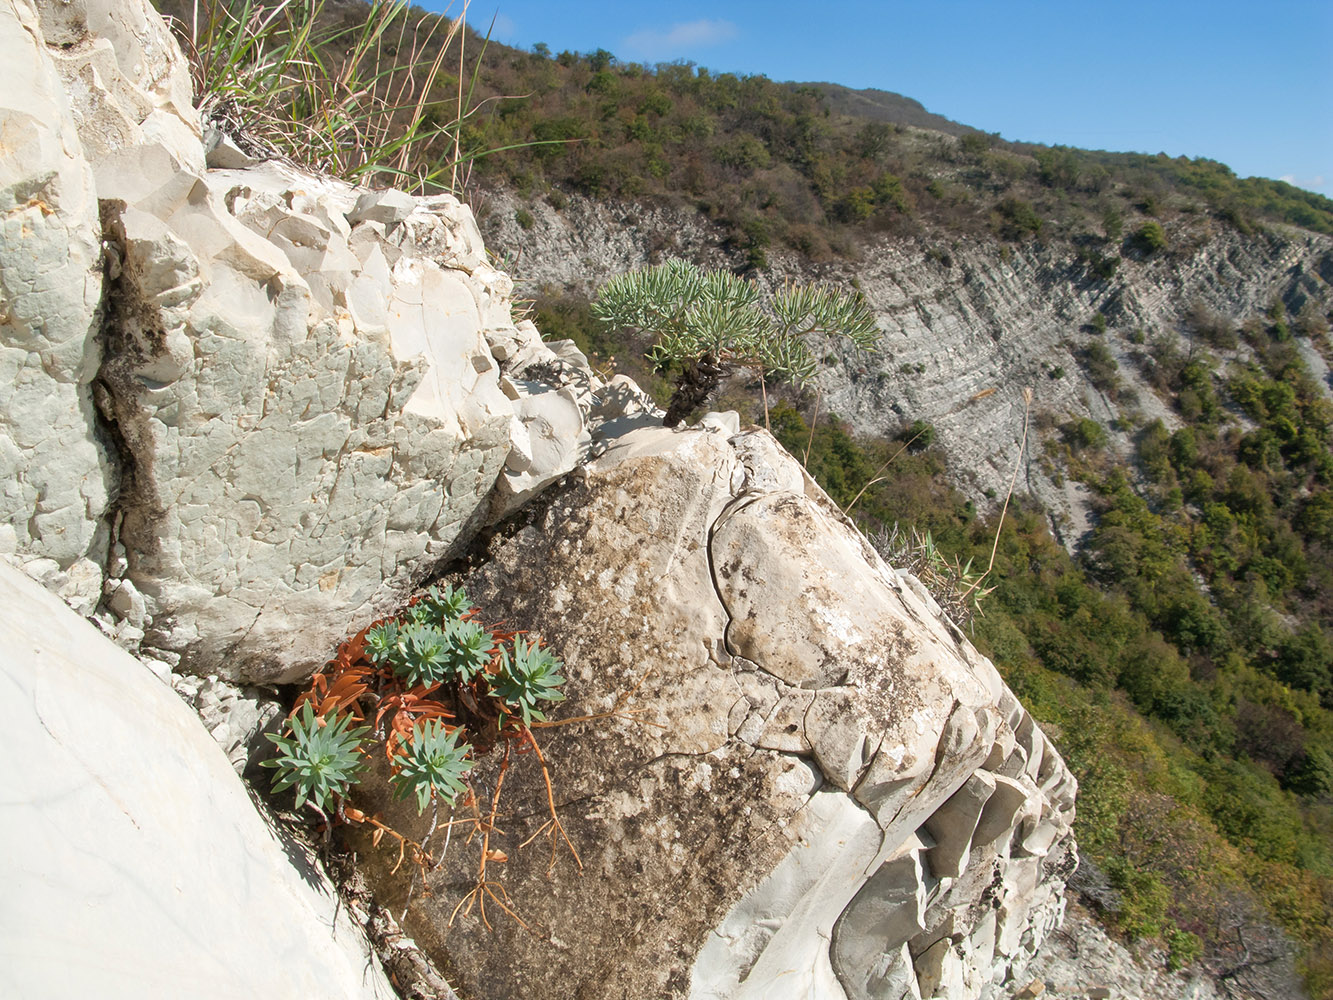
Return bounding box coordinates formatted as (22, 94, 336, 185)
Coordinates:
(434, 0, 1333, 195)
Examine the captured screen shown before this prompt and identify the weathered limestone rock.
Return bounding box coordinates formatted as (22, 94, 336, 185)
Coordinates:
(0, 558, 396, 1000)
(348, 422, 1076, 1000)
(89, 129, 520, 681)
(1, 0, 605, 682)
(0, 0, 109, 610)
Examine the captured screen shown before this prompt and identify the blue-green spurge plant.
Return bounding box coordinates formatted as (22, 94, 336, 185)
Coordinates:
(390, 719, 474, 814)
(494, 635, 567, 725)
(592, 259, 879, 426)
(261, 702, 369, 812)
(264, 579, 576, 917)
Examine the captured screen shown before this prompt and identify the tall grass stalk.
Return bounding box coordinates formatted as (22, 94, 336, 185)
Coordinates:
(958, 385, 1033, 603)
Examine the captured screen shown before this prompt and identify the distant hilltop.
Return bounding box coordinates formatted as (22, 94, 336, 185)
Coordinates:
(805, 82, 983, 138)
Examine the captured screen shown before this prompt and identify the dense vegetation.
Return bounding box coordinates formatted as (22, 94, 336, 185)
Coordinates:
(749, 306, 1333, 998)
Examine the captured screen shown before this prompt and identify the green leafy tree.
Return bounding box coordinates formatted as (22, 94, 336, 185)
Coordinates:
(592, 259, 878, 425)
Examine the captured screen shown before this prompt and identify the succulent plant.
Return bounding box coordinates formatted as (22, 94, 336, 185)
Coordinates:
(409, 583, 472, 625)
(363, 620, 402, 667)
(393, 623, 452, 685)
(261, 703, 369, 812)
(390, 719, 473, 814)
(385, 619, 494, 687)
(441, 618, 492, 682)
(493, 636, 567, 726)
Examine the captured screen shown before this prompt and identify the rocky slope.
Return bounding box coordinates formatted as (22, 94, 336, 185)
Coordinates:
(481, 189, 1333, 544)
(2, 0, 1079, 996)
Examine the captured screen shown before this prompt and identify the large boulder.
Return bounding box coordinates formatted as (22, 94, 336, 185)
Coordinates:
(350, 422, 1076, 1000)
(0, 557, 397, 1000)
(0, 0, 604, 682)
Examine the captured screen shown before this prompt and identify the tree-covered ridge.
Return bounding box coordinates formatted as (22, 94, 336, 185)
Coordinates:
(154, 1, 1333, 250)
(449, 35, 1333, 249)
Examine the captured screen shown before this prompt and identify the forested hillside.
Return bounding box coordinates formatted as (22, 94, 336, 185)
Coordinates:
(462, 33, 1333, 999)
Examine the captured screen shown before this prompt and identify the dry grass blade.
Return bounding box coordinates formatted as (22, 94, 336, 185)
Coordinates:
(176, 0, 486, 192)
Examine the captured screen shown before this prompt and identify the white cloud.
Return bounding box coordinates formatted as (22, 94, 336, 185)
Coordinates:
(1280, 173, 1327, 192)
(622, 19, 739, 60)
(481, 10, 516, 41)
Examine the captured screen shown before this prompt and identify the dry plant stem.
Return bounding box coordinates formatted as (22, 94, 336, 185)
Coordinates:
(395, 5, 463, 179)
(360, 811, 431, 877)
(760, 373, 770, 432)
(477, 742, 510, 887)
(844, 428, 926, 515)
(521, 727, 584, 873)
(531, 665, 666, 732)
(449, 745, 531, 931)
(803, 387, 822, 466)
(529, 705, 663, 730)
(958, 387, 1033, 603)
(450, 4, 466, 191)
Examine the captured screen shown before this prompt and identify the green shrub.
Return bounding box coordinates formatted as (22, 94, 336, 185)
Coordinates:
(1103, 206, 1124, 241)
(1064, 418, 1107, 452)
(995, 198, 1042, 239)
(1080, 341, 1120, 392)
(1134, 221, 1168, 253)
(1107, 857, 1171, 939)
(900, 419, 935, 451)
(1167, 926, 1203, 969)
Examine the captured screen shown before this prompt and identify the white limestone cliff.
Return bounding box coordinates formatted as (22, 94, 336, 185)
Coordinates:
(1, 0, 604, 683)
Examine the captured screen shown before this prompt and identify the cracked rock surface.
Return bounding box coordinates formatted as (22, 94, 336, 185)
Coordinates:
(2, 0, 616, 684)
(351, 422, 1077, 1000)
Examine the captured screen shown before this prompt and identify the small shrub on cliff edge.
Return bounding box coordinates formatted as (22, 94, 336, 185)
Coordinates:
(592, 259, 878, 426)
(1134, 220, 1168, 254)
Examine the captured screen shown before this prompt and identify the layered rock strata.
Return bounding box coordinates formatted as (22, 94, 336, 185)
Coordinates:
(353, 422, 1076, 1000)
(483, 189, 1333, 538)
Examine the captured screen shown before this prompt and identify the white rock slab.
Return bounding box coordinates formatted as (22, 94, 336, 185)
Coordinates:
(0, 559, 396, 1000)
